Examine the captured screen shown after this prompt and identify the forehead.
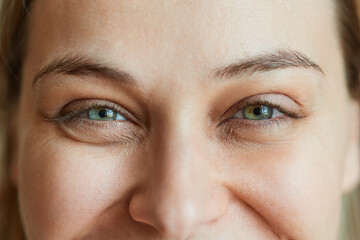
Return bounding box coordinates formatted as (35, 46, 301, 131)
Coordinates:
(26, 0, 339, 83)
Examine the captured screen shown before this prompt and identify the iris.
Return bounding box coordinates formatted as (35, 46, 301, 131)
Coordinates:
(87, 108, 125, 121)
(243, 105, 273, 120)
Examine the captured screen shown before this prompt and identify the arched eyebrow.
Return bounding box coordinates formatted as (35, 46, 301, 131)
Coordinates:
(32, 54, 137, 87)
(32, 49, 324, 87)
(213, 49, 324, 79)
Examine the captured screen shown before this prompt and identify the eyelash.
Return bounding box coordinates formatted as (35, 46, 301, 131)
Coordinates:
(46, 98, 303, 133)
(46, 101, 132, 124)
(220, 99, 304, 130)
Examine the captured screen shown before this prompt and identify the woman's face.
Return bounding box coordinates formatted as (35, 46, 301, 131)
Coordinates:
(14, 0, 360, 239)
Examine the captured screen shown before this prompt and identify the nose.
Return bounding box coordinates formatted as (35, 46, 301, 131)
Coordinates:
(129, 125, 230, 239)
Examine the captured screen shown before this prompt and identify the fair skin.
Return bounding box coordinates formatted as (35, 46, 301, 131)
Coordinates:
(12, 0, 360, 239)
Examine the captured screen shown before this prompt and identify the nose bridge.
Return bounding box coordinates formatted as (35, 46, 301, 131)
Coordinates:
(150, 116, 211, 234)
(151, 98, 208, 185)
(155, 110, 205, 177)
(129, 106, 229, 238)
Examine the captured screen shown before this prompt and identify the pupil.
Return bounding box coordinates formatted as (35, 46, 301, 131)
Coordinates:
(98, 109, 107, 118)
(253, 107, 262, 116)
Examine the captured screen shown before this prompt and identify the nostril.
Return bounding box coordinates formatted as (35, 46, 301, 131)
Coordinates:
(128, 192, 162, 232)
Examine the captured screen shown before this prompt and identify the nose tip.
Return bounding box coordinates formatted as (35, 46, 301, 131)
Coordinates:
(129, 194, 196, 238)
(129, 182, 230, 239)
(158, 202, 200, 238)
(130, 194, 201, 238)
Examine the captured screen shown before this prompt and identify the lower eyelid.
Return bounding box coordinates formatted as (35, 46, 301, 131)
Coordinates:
(222, 115, 291, 130)
(58, 117, 144, 144)
(217, 117, 291, 144)
(66, 116, 128, 128)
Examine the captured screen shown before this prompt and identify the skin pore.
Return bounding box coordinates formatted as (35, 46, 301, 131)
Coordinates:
(12, 0, 360, 239)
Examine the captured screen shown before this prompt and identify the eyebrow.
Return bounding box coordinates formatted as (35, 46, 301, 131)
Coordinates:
(33, 49, 324, 87)
(32, 54, 137, 87)
(213, 49, 324, 79)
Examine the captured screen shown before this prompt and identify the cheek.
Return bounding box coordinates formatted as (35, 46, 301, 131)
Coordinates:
(222, 132, 344, 239)
(17, 125, 144, 239)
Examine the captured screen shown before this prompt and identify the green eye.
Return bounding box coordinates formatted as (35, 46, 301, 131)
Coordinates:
(87, 108, 126, 121)
(243, 105, 273, 120)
